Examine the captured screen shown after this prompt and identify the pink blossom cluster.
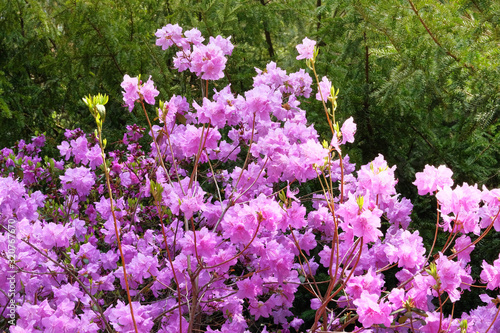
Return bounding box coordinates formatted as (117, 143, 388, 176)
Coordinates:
(155, 24, 233, 80)
(121, 75, 160, 112)
(1, 27, 500, 333)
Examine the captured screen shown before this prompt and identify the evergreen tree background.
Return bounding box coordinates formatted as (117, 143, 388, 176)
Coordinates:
(1, 0, 500, 322)
(2, 0, 499, 189)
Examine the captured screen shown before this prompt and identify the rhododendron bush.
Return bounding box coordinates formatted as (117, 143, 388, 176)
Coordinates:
(1, 24, 500, 333)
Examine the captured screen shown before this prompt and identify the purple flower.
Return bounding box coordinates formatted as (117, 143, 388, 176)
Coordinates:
(379, 195, 413, 229)
(32, 134, 46, 147)
(481, 254, 500, 290)
(121, 74, 140, 112)
(193, 97, 231, 128)
(236, 275, 263, 299)
(57, 141, 72, 160)
(172, 125, 221, 162)
(60, 166, 95, 198)
(64, 128, 85, 140)
(357, 154, 398, 197)
(190, 43, 227, 80)
(155, 23, 185, 50)
(184, 28, 204, 46)
(353, 291, 393, 328)
(454, 235, 475, 263)
(254, 62, 289, 92)
(249, 300, 272, 321)
(86, 144, 103, 170)
(121, 75, 159, 111)
(461, 296, 500, 332)
(41, 222, 75, 248)
(288, 68, 313, 97)
(52, 283, 83, 304)
(435, 253, 470, 302)
(290, 317, 304, 330)
(105, 301, 154, 333)
(41, 311, 80, 332)
(0, 176, 43, 222)
(173, 49, 191, 72)
(209, 35, 234, 56)
(337, 193, 383, 243)
(222, 206, 258, 245)
(70, 136, 89, 165)
(316, 76, 331, 102)
(140, 76, 159, 106)
(123, 124, 145, 143)
(341, 116, 356, 144)
(385, 229, 426, 269)
(296, 37, 316, 60)
(244, 84, 282, 120)
(127, 253, 159, 284)
(414, 164, 454, 195)
(433, 183, 482, 235)
(345, 268, 384, 300)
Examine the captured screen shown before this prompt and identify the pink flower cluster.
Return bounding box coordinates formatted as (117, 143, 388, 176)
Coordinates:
(121, 75, 159, 112)
(155, 24, 233, 80)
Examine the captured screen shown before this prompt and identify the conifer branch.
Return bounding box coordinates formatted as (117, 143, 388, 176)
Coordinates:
(87, 19, 125, 76)
(259, 0, 276, 58)
(407, 0, 475, 71)
(354, 4, 401, 54)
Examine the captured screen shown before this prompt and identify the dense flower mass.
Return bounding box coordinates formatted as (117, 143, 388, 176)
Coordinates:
(1, 25, 500, 333)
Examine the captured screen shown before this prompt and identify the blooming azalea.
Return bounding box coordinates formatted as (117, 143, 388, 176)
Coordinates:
(296, 37, 316, 60)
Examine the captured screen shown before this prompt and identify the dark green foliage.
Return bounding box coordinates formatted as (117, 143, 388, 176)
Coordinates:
(313, 0, 500, 195)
